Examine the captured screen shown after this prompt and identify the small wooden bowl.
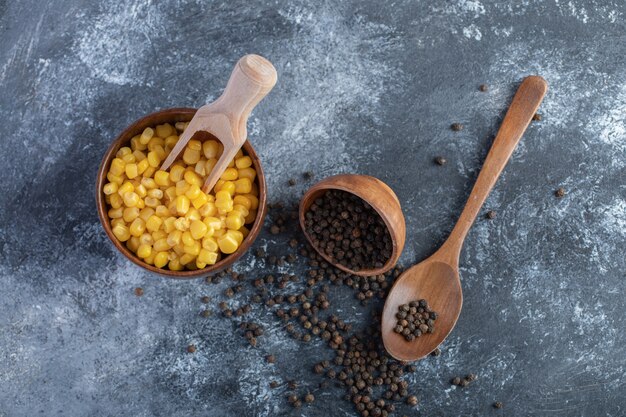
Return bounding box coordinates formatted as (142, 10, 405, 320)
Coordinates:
(95, 108, 267, 279)
(299, 174, 406, 276)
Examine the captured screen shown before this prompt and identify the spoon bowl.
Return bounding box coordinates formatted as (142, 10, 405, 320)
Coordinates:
(382, 75, 548, 360)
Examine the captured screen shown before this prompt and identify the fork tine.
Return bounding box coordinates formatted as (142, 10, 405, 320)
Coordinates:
(160, 118, 201, 171)
(201, 147, 238, 194)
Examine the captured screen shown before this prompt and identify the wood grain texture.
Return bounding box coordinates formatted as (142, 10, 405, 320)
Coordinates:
(160, 54, 277, 193)
(95, 108, 267, 279)
(382, 76, 548, 361)
(299, 174, 406, 277)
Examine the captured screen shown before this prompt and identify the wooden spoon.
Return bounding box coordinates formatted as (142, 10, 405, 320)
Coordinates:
(160, 54, 277, 193)
(382, 76, 548, 361)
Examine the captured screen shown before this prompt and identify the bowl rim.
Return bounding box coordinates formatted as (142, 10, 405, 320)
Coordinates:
(298, 174, 405, 277)
(95, 107, 267, 279)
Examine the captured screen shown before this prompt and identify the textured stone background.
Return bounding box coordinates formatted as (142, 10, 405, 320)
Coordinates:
(1, 0, 625, 416)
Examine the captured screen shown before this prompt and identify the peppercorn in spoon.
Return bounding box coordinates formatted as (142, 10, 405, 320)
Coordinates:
(160, 54, 277, 193)
(382, 76, 548, 361)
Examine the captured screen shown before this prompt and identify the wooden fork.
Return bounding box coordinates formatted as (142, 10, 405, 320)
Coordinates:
(160, 54, 277, 193)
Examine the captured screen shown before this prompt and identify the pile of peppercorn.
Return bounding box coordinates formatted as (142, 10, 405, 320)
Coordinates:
(393, 299, 437, 341)
(304, 190, 392, 272)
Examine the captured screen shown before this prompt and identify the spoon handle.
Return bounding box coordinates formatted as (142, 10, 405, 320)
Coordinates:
(436, 76, 548, 265)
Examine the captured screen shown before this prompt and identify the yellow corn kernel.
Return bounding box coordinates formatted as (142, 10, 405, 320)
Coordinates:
(118, 181, 134, 196)
(112, 224, 131, 241)
(235, 156, 252, 169)
(153, 238, 170, 252)
(109, 193, 123, 209)
(215, 190, 231, 202)
(117, 147, 132, 157)
(185, 184, 201, 200)
(141, 177, 157, 189)
(225, 214, 244, 230)
(227, 158, 235, 168)
(130, 136, 144, 151)
(240, 226, 250, 239)
(163, 216, 176, 233)
(202, 140, 221, 159)
(147, 151, 160, 168)
(169, 165, 186, 182)
(244, 194, 259, 210)
(110, 158, 126, 176)
(221, 181, 236, 196)
(151, 230, 167, 241)
(146, 215, 163, 232)
(167, 230, 182, 246)
(220, 167, 238, 181)
(174, 195, 190, 215)
(194, 160, 206, 176)
(205, 158, 217, 175)
(173, 242, 185, 256)
(144, 197, 158, 208)
(184, 170, 202, 186)
(215, 201, 233, 213)
(244, 209, 257, 224)
(155, 123, 174, 138)
(139, 233, 154, 246)
(179, 253, 196, 265)
(250, 182, 259, 196)
(230, 230, 244, 245)
(190, 220, 208, 240)
(185, 207, 201, 222)
(129, 218, 146, 237)
(121, 153, 135, 164)
(233, 195, 252, 210)
(187, 139, 202, 151)
(234, 178, 252, 194)
(202, 236, 219, 252)
(235, 149, 244, 159)
(108, 207, 123, 219)
(103, 182, 118, 195)
(217, 232, 239, 254)
(106, 172, 124, 185)
(142, 166, 156, 178)
(155, 205, 170, 218)
(154, 251, 169, 268)
(132, 150, 146, 161)
(174, 217, 190, 231)
(169, 258, 183, 271)
(198, 201, 217, 217)
(203, 216, 222, 229)
(183, 147, 201, 165)
(164, 186, 177, 202)
(137, 244, 152, 258)
(154, 170, 170, 186)
(196, 260, 207, 269)
(135, 184, 147, 198)
(238, 167, 256, 182)
(198, 248, 218, 265)
(181, 231, 195, 247)
(191, 192, 208, 209)
(164, 135, 179, 149)
(232, 204, 249, 216)
(127, 236, 140, 252)
(175, 180, 190, 196)
(123, 207, 140, 223)
(183, 241, 201, 256)
(147, 188, 163, 199)
(137, 159, 149, 175)
(111, 218, 126, 228)
(138, 208, 155, 222)
(123, 192, 140, 207)
(213, 228, 226, 238)
(140, 127, 154, 144)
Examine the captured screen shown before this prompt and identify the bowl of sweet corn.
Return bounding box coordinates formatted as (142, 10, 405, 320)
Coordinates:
(96, 108, 267, 278)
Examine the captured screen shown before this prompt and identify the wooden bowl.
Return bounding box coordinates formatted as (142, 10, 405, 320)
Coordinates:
(299, 174, 406, 277)
(95, 108, 267, 279)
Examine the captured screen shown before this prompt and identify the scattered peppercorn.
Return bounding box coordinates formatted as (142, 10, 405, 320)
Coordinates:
(200, 309, 212, 318)
(434, 156, 447, 166)
(303, 171, 314, 180)
(494, 401, 503, 409)
(532, 113, 542, 121)
(288, 178, 296, 186)
(479, 84, 488, 92)
(304, 393, 315, 403)
(134, 287, 143, 297)
(187, 344, 196, 353)
(406, 396, 418, 406)
(451, 122, 464, 131)
(486, 210, 496, 220)
(265, 354, 276, 364)
(201, 296, 210, 303)
(393, 300, 437, 341)
(431, 347, 441, 357)
(270, 381, 279, 389)
(555, 187, 566, 198)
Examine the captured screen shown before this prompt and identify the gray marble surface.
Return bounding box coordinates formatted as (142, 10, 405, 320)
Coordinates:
(1, 0, 625, 416)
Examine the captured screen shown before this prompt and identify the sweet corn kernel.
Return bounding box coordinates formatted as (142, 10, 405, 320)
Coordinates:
(146, 215, 163, 232)
(225, 214, 244, 230)
(141, 178, 157, 189)
(202, 236, 219, 252)
(190, 220, 208, 240)
(191, 192, 208, 209)
(232, 205, 249, 218)
(181, 231, 195, 247)
(185, 207, 201, 222)
(174, 217, 190, 231)
(130, 136, 145, 151)
(198, 248, 218, 265)
(109, 193, 123, 209)
(103, 182, 118, 195)
(132, 150, 146, 161)
(107, 172, 124, 185)
(123, 207, 140, 223)
(137, 159, 149, 175)
(194, 160, 206, 176)
(185, 184, 201, 200)
(217, 232, 239, 254)
(123, 192, 140, 207)
(111, 218, 126, 228)
(238, 167, 256, 182)
(142, 166, 156, 178)
(154, 251, 169, 268)
(245, 210, 257, 224)
(235, 156, 252, 169)
(188, 139, 202, 151)
(167, 230, 182, 246)
(147, 188, 163, 199)
(147, 151, 160, 168)
(154, 170, 170, 186)
(112, 224, 131, 241)
(220, 167, 238, 181)
(137, 244, 152, 258)
(164, 186, 177, 202)
(135, 184, 147, 198)
(162, 216, 176, 233)
(169, 259, 183, 271)
(156, 123, 174, 138)
(221, 181, 236, 196)
(183, 147, 200, 165)
(235, 149, 244, 159)
(198, 202, 217, 217)
(244, 194, 259, 210)
(233, 195, 252, 210)
(175, 195, 190, 215)
(129, 218, 146, 237)
(108, 207, 123, 219)
(153, 238, 170, 252)
(118, 181, 134, 196)
(240, 226, 250, 239)
(183, 241, 201, 256)
(145, 197, 159, 208)
(230, 230, 244, 245)
(179, 253, 196, 265)
(169, 165, 185, 182)
(139, 207, 155, 222)
(140, 127, 154, 145)
(234, 178, 252, 194)
(202, 140, 221, 159)
(152, 230, 167, 241)
(127, 236, 140, 252)
(139, 233, 154, 246)
(205, 158, 217, 175)
(122, 153, 135, 164)
(173, 242, 185, 256)
(212, 228, 226, 238)
(110, 158, 126, 176)
(117, 147, 132, 157)
(184, 170, 202, 186)
(175, 180, 190, 196)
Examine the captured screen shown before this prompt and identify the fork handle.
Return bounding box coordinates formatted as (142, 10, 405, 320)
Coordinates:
(212, 54, 278, 142)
